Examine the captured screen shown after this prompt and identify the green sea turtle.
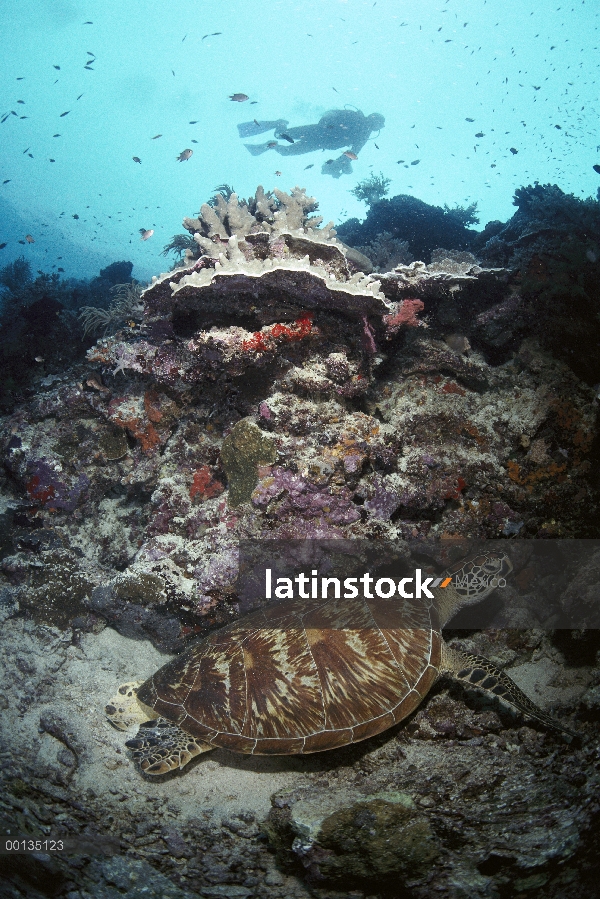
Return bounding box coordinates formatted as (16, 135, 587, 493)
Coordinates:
(106, 551, 577, 775)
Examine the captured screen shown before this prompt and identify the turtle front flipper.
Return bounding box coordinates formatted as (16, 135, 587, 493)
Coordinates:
(125, 719, 213, 775)
(441, 645, 579, 740)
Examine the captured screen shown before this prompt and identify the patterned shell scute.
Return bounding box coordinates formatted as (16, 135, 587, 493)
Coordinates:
(137, 593, 441, 755)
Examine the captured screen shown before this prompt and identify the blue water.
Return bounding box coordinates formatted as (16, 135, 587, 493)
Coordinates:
(1, 0, 599, 281)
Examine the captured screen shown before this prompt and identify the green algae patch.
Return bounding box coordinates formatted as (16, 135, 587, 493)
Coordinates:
(113, 573, 166, 606)
(316, 796, 438, 881)
(99, 425, 129, 461)
(221, 419, 276, 507)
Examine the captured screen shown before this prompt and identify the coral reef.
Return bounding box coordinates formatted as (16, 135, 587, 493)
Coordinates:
(337, 193, 480, 263)
(471, 183, 600, 383)
(0, 183, 599, 899)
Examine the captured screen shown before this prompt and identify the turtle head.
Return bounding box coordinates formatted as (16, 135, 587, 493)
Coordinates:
(437, 551, 513, 627)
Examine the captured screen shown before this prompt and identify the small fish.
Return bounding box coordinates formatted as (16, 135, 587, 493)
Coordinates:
(374, 143, 379, 149)
(152, 134, 162, 139)
(304, 164, 314, 169)
(132, 156, 142, 164)
(510, 147, 518, 154)
(229, 93, 249, 102)
(189, 120, 199, 124)
(465, 117, 475, 122)
(77, 93, 84, 100)
(73, 213, 79, 219)
(177, 148, 193, 162)
(84, 65, 94, 70)
(23, 147, 30, 154)
(279, 133, 295, 143)
(344, 151, 358, 160)
(57, 267, 64, 272)
(17, 100, 25, 104)
(267, 141, 278, 148)
(325, 159, 334, 164)
(410, 159, 420, 165)
(554, 124, 562, 129)
(53, 134, 60, 137)
(253, 119, 260, 126)
(83, 21, 93, 24)
(593, 164, 600, 174)
(212, 32, 222, 36)
(49, 158, 55, 162)
(60, 110, 70, 117)
(0, 243, 7, 249)
(475, 132, 485, 137)
(3, 180, 11, 185)
(34, 356, 44, 362)
(25, 234, 35, 243)
(275, 170, 282, 176)
(139, 228, 154, 240)
(182, 34, 187, 42)
(53, 65, 60, 70)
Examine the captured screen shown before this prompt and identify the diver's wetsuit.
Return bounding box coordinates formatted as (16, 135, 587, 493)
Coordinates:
(238, 110, 385, 178)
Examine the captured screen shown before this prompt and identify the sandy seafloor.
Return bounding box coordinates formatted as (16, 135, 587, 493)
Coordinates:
(1, 600, 599, 899)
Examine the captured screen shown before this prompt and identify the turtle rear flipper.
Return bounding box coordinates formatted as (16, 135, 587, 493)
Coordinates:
(442, 645, 579, 741)
(126, 718, 213, 775)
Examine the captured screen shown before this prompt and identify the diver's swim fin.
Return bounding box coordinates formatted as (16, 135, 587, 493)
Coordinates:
(244, 142, 272, 156)
(237, 119, 288, 138)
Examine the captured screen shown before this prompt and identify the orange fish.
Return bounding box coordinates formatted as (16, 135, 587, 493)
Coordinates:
(177, 148, 193, 162)
(25, 234, 35, 243)
(343, 151, 358, 160)
(139, 228, 154, 240)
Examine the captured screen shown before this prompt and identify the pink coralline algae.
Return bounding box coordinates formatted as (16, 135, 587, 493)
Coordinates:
(240, 314, 314, 353)
(384, 298, 425, 334)
(189, 466, 224, 502)
(252, 467, 361, 529)
(363, 478, 401, 520)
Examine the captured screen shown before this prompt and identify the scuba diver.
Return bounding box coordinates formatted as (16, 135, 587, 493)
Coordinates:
(238, 109, 385, 178)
